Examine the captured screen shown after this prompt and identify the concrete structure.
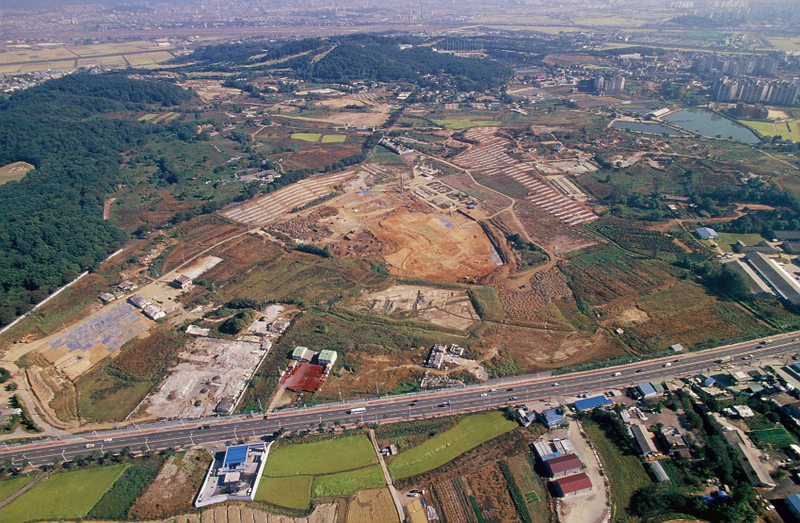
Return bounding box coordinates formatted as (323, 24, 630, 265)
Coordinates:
(670, 344, 684, 352)
(172, 275, 192, 289)
(695, 227, 720, 240)
(546, 453, 583, 477)
(318, 349, 337, 367)
(142, 304, 166, 321)
(425, 344, 446, 369)
(128, 295, 149, 309)
(573, 395, 613, 411)
(745, 252, 800, 307)
(195, 442, 271, 508)
(631, 424, 659, 457)
(658, 427, 690, 458)
(291, 346, 314, 362)
(553, 472, 592, 497)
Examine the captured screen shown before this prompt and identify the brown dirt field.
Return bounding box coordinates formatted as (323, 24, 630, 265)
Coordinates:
(511, 201, 597, 255)
(440, 172, 513, 217)
(371, 210, 501, 283)
(432, 478, 475, 523)
(475, 323, 626, 371)
(129, 448, 212, 519)
(346, 488, 399, 523)
(284, 145, 361, 171)
(464, 463, 520, 523)
(115, 190, 197, 230)
(201, 234, 287, 283)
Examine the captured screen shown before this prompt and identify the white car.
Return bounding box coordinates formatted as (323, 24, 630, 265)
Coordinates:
(480, 393, 489, 397)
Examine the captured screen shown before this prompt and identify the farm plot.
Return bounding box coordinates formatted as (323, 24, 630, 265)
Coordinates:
(346, 488, 400, 523)
(373, 210, 502, 283)
(0, 464, 127, 523)
(433, 117, 500, 129)
(222, 170, 355, 226)
(750, 424, 798, 447)
(433, 477, 477, 523)
(506, 453, 550, 523)
(389, 411, 517, 479)
(265, 435, 376, 477)
(254, 475, 313, 510)
(292, 132, 323, 142)
(311, 464, 386, 497)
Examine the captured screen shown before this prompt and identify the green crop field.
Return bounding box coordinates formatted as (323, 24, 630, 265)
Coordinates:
(750, 425, 798, 447)
(321, 134, 347, 143)
(291, 132, 322, 142)
(716, 232, 768, 252)
(0, 475, 34, 502)
(739, 119, 800, 142)
(432, 117, 500, 130)
(583, 421, 650, 518)
(311, 464, 385, 497)
(0, 464, 127, 523)
(388, 411, 517, 479)
(265, 435, 376, 477)
(255, 475, 312, 510)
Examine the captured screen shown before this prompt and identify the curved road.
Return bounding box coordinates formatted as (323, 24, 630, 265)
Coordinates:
(3, 331, 800, 469)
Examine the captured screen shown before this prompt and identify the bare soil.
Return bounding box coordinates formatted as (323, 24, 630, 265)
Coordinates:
(129, 448, 212, 519)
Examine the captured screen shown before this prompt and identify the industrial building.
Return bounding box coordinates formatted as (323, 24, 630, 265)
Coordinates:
(745, 252, 800, 307)
(539, 408, 567, 428)
(546, 453, 583, 477)
(318, 349, 338, 367)
(695, 227, 720, 240)
(195, 442, 271, 508)
(128, 295, 150, 309)
(636, 382, 658, 398)
(573, 395, 613, 411)
(142, 304, 166, 321)
(171, 275, 193, 290)
(631, 424, 659, 457)
(723, 430, 776, 488)
(787, 494, 800, 521)
(291, 346, 314, 362)
(552, 472, 592, 497)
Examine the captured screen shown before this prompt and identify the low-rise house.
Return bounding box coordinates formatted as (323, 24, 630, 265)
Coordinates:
(539, 408, 567, 428)
(292, 346, 314, 363)
(172, 275, 193, 289)
(99, 292, 116, 304)
(318, 350, 338, 368)
(657, 427, 691, 458)
(128, 295, 149, 309)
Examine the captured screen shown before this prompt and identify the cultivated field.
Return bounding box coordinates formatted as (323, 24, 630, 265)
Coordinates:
(311, 464, 386, 497)
(346, 488, 400, 523)
(0, 464, 127, 523)
(265, 435, 376, 477)
(0, 41, 175, 74)
(0, 161, 34, 186)
(388, 411, 517, 479)
(255, 475, 313, 510)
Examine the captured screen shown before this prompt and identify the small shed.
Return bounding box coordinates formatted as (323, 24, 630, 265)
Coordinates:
(670, 343, 684, 352)
(128, 295, 150, 309)
(695, 227, 720, 240)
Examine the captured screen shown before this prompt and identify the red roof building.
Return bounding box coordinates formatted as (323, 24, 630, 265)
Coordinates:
(280, 363, 325, 392)
(554, 473, 592, 497)
(545, 453, 582, 477)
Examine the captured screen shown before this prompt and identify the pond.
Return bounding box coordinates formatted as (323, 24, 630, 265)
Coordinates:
(610, 120, 686, 136)
(663, 108, 760, 144)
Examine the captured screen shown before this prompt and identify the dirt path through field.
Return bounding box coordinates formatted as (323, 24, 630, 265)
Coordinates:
(368, 428, 406, 523)
(102, 198, 116, 220)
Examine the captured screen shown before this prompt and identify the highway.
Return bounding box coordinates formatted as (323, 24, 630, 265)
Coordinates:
(3, 331, 800, 469)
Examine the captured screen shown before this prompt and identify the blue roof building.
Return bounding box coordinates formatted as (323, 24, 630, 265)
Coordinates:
(788, 494, 800, 520)
(574, 396, 613, 411)
(695, 227, 720, 240)
(539, 451, 562, 462)
(222, 445, 249, 472)
(703, 377, 717, 387)
(637, 382, 658, 398)
(539, 408, 566, 428)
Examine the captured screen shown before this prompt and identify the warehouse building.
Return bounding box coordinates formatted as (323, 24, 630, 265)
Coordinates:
(631, 424, 659, 457)
(573, 395, 613, 411)
(745, 252, 800, 307)
(546, 453, 583, 477)
(695, 227, 720, 240)
(553, 473, 592, 497)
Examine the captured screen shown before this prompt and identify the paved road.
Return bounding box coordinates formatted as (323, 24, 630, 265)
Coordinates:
(2, 332, 800, 469)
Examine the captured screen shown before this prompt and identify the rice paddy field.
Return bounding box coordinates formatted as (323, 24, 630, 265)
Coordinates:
(254, 475, 313, 510)
(739, 119, 800, 142)
(432, 117, 500, 129)
(310, 464, 386, 497)
(388, 411, 517, 479)
(0, 41, 175, 74)
(263, 435, 376, 477)
(0, 464, 128, 523)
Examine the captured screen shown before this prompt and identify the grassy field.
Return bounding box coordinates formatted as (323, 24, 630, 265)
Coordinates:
(0, 475, 34, 502)
(388, 411, 517, 479)
(432, 117, 500, 130)
(0, 464, 128, 523)
(0, 161, 34, 186)
(469, 286, 505, 322)
(506, 453, 549, 523)
(321, 134, 347, 143)
(255, 475, 312, 510)
(311, 464, 385, 497)
(583, 420, 650, 520)
(716, 232, 768, 252)
(292, 132, 323, 142)
(265, 435, 376, 477)
(739, 119, 800, 142)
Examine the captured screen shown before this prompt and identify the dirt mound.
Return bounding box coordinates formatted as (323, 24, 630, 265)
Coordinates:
(498, 268, 573, 319)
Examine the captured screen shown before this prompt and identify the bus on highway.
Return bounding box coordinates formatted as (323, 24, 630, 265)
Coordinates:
(348, 407, 366, 414)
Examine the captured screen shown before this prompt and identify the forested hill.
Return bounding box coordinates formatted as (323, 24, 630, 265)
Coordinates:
(182, 35, 513, 91)
(0, 73, 192, 326)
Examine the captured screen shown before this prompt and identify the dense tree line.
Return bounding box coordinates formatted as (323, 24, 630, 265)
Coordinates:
(0, 73, 191, 326)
